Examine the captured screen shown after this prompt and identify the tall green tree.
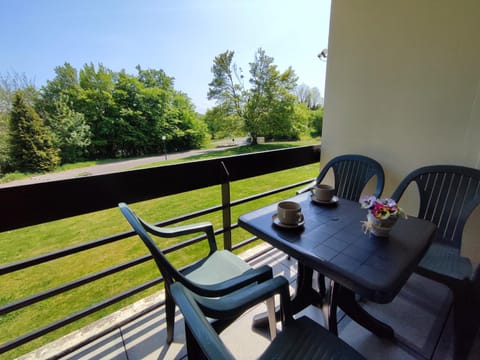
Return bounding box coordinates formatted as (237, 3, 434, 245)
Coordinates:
(207, 48, 299, 143)
(9, 91, 59, 172)
(166, 91, 208, 150)
(46, 96, 91, 163)
(38, 63, 81, 115)
(136, 65, 174, 90)
(245, 48, 298, 142)
(309, 107, 323, 136)
(207, 50, 245, 119)
(0, 112, 9, 174)
(39, 64, 93, 162)
(203, 105, 243, 139)
(77, 63, 117, 157)
(112, 67, 206, 156)
(0, 72, 38, 173)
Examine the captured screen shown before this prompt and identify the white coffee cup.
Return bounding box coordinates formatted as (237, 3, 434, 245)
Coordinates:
(277, 201, 303, 225)
(311, 184, 335, 202)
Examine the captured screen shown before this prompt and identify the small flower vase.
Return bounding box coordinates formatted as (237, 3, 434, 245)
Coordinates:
(365, 212, 398, 238)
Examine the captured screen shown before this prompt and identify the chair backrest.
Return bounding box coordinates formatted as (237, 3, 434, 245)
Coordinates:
(317, 154, 385, 201)
(119, 202, 191, 286)
(391, 165, 480, 249)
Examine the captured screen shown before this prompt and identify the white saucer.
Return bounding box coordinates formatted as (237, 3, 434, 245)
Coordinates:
(272, 213, 305, 228)
(311, 195, 339, 206)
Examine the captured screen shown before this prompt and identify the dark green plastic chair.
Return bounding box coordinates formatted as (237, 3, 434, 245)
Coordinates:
(391, 165, 480, 359)
(119, 203, 274, 344)
(297, 154, 385, 297)
(171, 277, 366, 360)
(297, 154, 385, 200)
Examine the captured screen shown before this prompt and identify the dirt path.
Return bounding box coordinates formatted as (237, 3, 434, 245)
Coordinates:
(1, 139, 247, 188)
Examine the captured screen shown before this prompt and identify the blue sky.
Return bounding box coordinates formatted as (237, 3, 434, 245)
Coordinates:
(1, 0, 331, 113)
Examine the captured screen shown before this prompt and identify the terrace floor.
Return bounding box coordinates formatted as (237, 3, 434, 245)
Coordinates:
(19, 244, 480, 360)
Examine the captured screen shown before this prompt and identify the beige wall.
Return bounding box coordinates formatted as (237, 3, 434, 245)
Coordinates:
(322, 0, 480, 264)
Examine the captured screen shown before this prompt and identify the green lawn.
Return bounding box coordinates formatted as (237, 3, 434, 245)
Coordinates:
(0, 140, 320, 358)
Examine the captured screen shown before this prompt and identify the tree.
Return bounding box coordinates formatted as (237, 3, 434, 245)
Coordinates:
(309, 107, 323, 136)
(46, 96, 91, 163)
(296, 84, 322, 110)
(291, 102, 312, 137)
(38, 62, 205, 159)
(207, 51, 245, 119)
(203, 105, 243, 139)
(245, 48, 298, 142)
(207, 48, 299, 143)
(0, 71, 38, 113)
(77, 63, 117, 157)
(38, 63, 81, 116)
(9, 91, 60, 172)
(0, 72, 39, 173)
(136, 65, 174, 89)
(167, 91, 209, 150)
(112, 68, 206, 156)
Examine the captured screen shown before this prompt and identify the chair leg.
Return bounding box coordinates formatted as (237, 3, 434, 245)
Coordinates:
(266, 296, 277, 340)
(185, 324, 208, 359)
(317, 273, 326, 299)
(165, 290, 175, 344)
(452, 283, 478, 360)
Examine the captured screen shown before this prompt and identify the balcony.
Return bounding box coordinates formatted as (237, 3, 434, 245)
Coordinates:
(17, 246, 480, 360)
(1, 146, 479, 359)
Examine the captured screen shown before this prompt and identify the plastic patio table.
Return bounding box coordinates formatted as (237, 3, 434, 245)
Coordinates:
(238, 192, 436, 337)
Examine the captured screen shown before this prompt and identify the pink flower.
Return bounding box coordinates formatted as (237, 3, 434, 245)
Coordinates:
(359, 195, 406, 219)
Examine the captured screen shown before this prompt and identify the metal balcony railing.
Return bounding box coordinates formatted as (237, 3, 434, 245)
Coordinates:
(0, 145, 320, 356)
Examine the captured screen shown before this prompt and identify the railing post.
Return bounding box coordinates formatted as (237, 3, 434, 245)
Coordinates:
(220, 161, 232, 250)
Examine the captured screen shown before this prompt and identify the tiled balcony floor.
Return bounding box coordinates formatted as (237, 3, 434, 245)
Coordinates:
(20, 245, 480, 360)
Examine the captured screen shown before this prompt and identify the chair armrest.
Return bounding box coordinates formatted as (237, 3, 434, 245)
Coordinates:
(119, 202, 218, 251)
(140, 219, 213, 238)
(296, 180, 316, 195)
(140, 218, 218, 252)
(183, 265, 273, 297)
(170, 282, 235, 360)
(194, 276, 290, 320)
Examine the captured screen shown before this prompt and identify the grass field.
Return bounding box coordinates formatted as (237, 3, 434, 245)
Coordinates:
(0, 140, 320, 358)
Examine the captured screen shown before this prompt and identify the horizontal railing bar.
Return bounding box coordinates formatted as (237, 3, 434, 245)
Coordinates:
(230, 178, 314, 207)
(1, 231, 212, 315)
(0, 234, 128, 275)
(1, 213, 219, 275)
(150, 203, 223, 227)
(0, 255, 151, 315)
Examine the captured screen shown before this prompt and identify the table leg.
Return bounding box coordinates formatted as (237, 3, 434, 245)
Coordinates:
(252, 261, 322, 328)
(290, 262, 324, 311)
(325, 279, 340, 335)
(336, 284, 394, 338)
